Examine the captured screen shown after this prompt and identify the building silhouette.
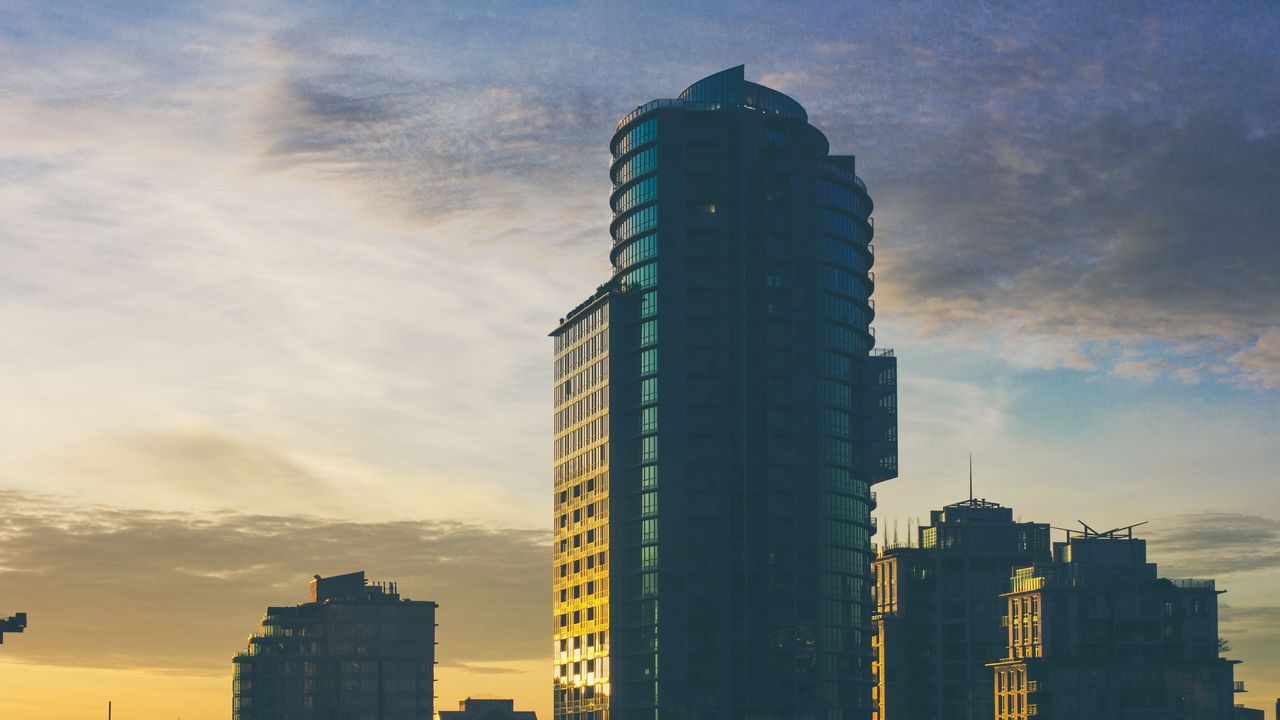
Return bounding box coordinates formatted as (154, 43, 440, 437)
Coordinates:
(1232, 706, 1263, 720)
(439, 697, 539, 720)
(551, 66, 897, 720)
(871, 498, 1051, 720)
(990, 525, 1238, 719)
(0, 612, 26, 644)
(232, 571, 437, 720)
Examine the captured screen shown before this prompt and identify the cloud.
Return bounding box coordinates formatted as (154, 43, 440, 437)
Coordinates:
(866, 110, 1280, 383)
(0, 493, 548, 674)
(1221, 605, 1280, 638)
(244, 37, 616, 242)
(1230, 328, 1280, 389)
(1146, 512, 1280, 577)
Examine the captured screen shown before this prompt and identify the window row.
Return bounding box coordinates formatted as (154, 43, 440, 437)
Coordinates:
(554, 356, 608, 407)
(613, 147, 657, 186)
(555, 527, 604, 557)
(821, 265, 869, 299)
(614, 176, 657, 215)
(614, 205, 657, 242)
(554, 387, 608, 440)
(555, 631, 608, 655)
(555, 475, 603, 508)
(555, 500, 605, 529)
(553, 444, 608, 484)
(824, 543, 872, 573)
(822, 379, 853, 408)
(554, 304, 607, 354)
(820, 208, 867, 244)
(613, 117, 656, 158)
(821, 292, 868, 329)
(823, 321, 869, 354)
(614, 232, 657, 271)
(821, 466, 869, 497)
(556, 605, 604, 627)
(555, 328, 607, 380)
(554, 415, 609, 460)
(622, 262, 657, 289)
(557, 551, 608, 579)
(819, 236, 868, 273)
(819, 180, 869, 217)
(821, 492, 868, 521)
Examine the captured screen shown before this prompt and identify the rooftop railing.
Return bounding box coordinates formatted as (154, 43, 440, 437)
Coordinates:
(615, 99, 724, 132)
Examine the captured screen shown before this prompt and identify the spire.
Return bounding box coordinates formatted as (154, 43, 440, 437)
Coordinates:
(969, 453, 974, 502)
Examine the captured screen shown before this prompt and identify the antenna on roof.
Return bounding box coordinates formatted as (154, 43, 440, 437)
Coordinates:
(969, 453, 974, 502)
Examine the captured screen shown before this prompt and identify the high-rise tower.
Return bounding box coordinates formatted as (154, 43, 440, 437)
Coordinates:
(551, 66, 897, 720)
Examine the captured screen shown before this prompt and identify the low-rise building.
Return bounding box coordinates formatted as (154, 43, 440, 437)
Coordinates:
(872, 498, 1050, 720)
(232, 571, 437, 720)
(990, 524, 1238, 720)
(439, 697, 538, 720)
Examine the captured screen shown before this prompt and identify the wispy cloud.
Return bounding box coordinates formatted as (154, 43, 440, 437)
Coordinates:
(1147, 512, 1280, 577)
(0, 493, 547, 673)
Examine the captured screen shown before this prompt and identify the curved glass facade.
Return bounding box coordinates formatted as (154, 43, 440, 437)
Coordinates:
(554, 66, 897, 720)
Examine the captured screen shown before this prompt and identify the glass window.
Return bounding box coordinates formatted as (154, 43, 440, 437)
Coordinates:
(641, 572, 658, 597)
(640, 348, 657, 374)
(639, 290, 658, 318)
(641, 406, 658, 432)
(641, 436, 658, 462)
(641, 378, 658, 404)
(640, 320, 658, 346)
(641, 518, 658, 542)
(822, 380, 852, 407)
(624, 262, 658, 289)
(615, 176, 658, 215)
(613, 118, 657, 158)
(641, 545, 658, 568)
(616, 206, 658, 242)
(614, 147, 657, 185)
(615, 233, 657, 270)
(641, 465, 658, 488)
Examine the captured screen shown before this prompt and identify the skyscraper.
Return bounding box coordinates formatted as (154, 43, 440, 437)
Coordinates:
(871, 498, 1051, 720)
(551, 66, 897, 720)
(232, 571, 437, 720)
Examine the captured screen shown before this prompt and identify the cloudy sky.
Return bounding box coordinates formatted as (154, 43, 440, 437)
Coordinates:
(1, 1, 1278, 718)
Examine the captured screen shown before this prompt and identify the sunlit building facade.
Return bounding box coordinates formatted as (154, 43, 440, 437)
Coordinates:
(871, 498, 1050, 720)
(551, 66, 897, 720)
(232, 571, 437, 720)
(989, 528, 1238, 720)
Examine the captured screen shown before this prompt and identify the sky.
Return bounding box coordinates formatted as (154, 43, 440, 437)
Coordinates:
(1, 1, 1278, 718)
